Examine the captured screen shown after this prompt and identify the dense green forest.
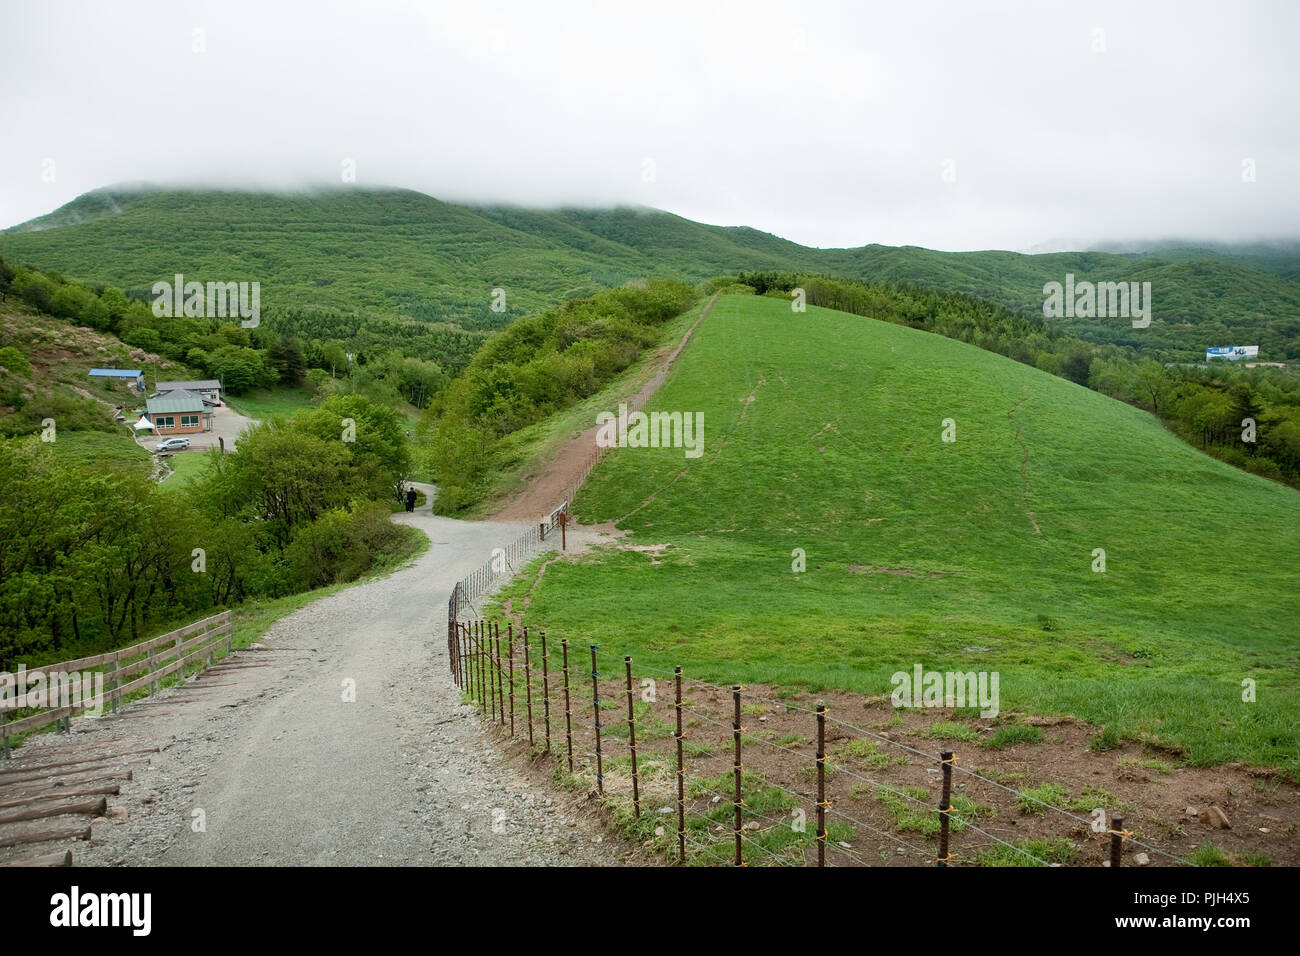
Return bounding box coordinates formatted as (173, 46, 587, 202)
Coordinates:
(1, 251, 426, 667)
(4, 185, 1298, 364)
(0, 392, 421, 669)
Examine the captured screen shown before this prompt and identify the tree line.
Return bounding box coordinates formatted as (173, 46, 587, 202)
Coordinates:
(424, 280, 698, 512)
(0, 257, 455, 408)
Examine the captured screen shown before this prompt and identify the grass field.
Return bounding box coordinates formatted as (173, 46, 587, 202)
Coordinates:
(31, 428, 151, 472)
(159, 448, 215, 489)
(491, 295, 1300, 774)
(223, 385, 317, 420)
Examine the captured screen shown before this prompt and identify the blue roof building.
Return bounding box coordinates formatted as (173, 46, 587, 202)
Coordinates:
(88, 368, 145, 391)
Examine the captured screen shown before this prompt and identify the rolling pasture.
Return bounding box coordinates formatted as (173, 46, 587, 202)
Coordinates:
(496, 294, 1300, 773)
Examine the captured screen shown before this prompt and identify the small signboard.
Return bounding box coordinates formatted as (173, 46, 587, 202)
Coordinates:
(1206, 346, 1259, 361)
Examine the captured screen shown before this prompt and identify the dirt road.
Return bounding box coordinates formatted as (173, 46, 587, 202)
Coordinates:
(492, 293, 718, 521)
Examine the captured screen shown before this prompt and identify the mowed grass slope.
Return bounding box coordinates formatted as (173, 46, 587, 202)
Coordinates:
(495, 295, 1300, 772)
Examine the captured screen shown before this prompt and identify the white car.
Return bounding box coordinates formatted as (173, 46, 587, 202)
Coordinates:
(156, 437, 191, 452)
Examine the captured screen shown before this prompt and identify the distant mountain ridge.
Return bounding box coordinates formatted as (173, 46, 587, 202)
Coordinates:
(3, 184, 1298, 360)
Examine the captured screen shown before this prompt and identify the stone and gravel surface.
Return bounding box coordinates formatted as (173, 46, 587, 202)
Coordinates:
(3, 485, 628, 867)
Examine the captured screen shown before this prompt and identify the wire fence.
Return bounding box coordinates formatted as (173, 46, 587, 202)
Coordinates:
(448, 509, 569, 628)
(444, 621, 1195, 868)
(448, 420, 620, 629)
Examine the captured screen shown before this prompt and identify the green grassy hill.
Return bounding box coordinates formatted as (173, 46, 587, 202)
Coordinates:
(494, 294, 1300, 773)
(4, 185, 1299, 361)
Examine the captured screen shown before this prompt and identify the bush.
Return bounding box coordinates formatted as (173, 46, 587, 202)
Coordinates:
(283, 503, 420, 589)
(284, 509, 353, 589)
(0, 346, 32, 378)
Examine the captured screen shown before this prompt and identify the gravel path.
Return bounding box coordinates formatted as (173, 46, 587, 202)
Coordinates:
(33, 485, 627, 867)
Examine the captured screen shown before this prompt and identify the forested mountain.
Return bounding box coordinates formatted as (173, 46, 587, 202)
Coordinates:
(4, 184, 1299, 363)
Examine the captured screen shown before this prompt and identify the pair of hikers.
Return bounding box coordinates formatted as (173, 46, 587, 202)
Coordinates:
(402, 487, 417, 512)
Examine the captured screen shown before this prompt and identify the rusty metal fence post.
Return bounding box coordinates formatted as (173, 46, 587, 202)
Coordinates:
(507, 623, 515, 737)
(463, 624, 472, 700)
(523, 626, 534, 747)
(483, 624, 491, 723)
(464, 624, 472, 699)
(732, 685, 743, 866)
(1109, 814, 1125, 868)
(675, 665, 685, 864)
(478, 622, 487, 715)
(561, 638, 574, 772)
(452, 624, 462, 686)
(816, 703, 827, 867)
(625, 656, 640, 819)
(463, 622, 469, 690)
(938, 749, 953, 867)
(495, 623, 505, 725)
(590, 645, 603, 795)
(468, 622, 476, 707)
(541, 631, 551, 754)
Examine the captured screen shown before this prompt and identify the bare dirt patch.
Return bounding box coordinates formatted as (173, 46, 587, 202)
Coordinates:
(848, 565, 955, 578)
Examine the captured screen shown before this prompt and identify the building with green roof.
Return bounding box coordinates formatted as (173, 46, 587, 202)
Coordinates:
(145, 394, 212, 434)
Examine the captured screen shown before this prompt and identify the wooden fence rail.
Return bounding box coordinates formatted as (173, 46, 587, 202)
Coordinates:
(1, 611, 233, 754)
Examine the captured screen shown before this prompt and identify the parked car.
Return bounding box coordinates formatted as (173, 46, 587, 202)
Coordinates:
(156, 437, 190, 452)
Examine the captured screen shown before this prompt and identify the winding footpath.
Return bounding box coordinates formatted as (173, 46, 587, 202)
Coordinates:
(7, 298, 724, 866)
(31, 485, 625, 867)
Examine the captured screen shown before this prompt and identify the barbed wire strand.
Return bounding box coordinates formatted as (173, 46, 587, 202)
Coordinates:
(621, 661, 1194, 866)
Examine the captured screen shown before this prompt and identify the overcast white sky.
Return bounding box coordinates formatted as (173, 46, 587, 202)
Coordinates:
(1, 0, 1296, 251)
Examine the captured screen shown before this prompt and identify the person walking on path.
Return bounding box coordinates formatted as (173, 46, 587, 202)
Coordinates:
(405, 487, 417, 513)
